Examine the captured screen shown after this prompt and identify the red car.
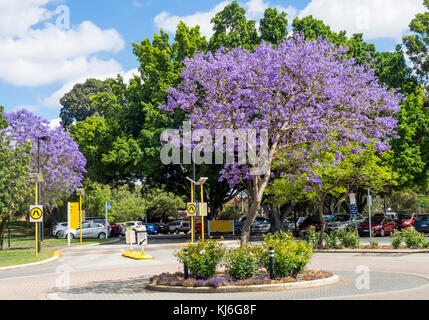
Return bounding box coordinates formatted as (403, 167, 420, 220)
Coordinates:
(394, 213, 416, 230)
(358, 215, 396, 237)
(295, 216, 322, 235)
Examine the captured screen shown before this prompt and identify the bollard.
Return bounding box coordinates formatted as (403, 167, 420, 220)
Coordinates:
(184, 248, 189, 280)
(269, 247, 275, 280)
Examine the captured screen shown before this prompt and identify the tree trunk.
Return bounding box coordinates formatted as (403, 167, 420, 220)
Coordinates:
(0, 217, 7, 251)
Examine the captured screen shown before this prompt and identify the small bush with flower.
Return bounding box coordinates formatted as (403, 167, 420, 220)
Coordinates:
(174, 239, 225, 280)
(223, 244, 260, 280)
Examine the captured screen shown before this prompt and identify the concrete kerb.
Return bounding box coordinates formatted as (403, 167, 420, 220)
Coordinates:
(314, 249, 429, 254)
(0, 238, 121, 272)
(145, 275, 340, 293)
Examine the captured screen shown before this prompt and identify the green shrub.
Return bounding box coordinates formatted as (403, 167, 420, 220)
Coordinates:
(224, 244, 260, 281)
(324, 231, 339, 249)
(338, 229, 360, 248)
(391, 231, 403, 249)
(175, 239, 225, 280)
(371, 241, 379, 249)
(402, 227, 425, 248)
(303, 226, 320, 248)
(256, 231, 313, 278)
(422, 239, 429, 249)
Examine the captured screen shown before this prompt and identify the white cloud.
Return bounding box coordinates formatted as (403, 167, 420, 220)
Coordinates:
(49, 118, 61, 129)
(298, 0, 425, 41)
(0, 0, 54, 37)
(12, 105, 39, 113)
(41, 67, 141, 109)
(0, 21, 125, 87)
(154, 1, 231, 37)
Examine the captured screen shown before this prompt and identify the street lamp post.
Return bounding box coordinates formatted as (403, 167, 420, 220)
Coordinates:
(29, 172, 44, 256)
(36, 136, 50, 245)
(186, 176, 208, 241)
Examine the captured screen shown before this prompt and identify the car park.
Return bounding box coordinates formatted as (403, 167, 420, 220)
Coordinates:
(414, 214, 429, 233)
(394, 213, 416, 230)
(52, 222, 68, 237)
(358, 215, 396, 237)
(326, 214, 365, 233)
(60, 222, 110, 239)
(168, 220, 190, 234)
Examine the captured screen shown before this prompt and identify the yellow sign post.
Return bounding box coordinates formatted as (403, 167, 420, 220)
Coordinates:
(69, 202, 80, 230)
(201, 185, 204, 241)
(191, 184, 194, 243)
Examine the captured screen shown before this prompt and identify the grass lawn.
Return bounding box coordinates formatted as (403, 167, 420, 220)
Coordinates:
(0, 248, 58, 267)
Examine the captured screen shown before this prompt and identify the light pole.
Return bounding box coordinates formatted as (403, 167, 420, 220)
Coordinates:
(36, 136, 50, 244)
(76, 188, 85, 245)
(186, 177, 208, 241)
(29, 172, 44, 255)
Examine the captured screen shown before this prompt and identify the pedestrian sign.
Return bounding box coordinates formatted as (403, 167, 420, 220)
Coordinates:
(187, 203, 197, 216)
(29, 205, 43, 222)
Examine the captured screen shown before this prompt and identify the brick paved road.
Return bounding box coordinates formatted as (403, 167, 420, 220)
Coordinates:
(1, 241, 429, 300)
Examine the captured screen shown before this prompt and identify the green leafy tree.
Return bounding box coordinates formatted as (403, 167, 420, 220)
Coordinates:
(60, 78, 112, 129)
(209, 1, 260, 51)
(403, 0, 429, 90)
(259, 8, 288, 45)
(0, 106, 31, 249)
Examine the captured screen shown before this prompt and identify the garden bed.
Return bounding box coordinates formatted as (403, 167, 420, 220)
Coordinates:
(146, 270, 338, 293)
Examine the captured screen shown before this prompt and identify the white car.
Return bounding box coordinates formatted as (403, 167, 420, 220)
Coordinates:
(124, 221, 147, 232)
(52, 222, 68, 237)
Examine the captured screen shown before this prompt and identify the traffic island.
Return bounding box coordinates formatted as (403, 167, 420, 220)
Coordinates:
(122, 250, 153, 260)
(145, 270, 339, 293)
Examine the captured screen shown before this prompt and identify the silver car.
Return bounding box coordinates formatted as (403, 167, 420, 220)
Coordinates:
(326, 214, 365, 233)
(168, 220, 190, 234)
(282, 217, 305, 232)
(251, 217, 271, 234)
(60, 222, 110, 239)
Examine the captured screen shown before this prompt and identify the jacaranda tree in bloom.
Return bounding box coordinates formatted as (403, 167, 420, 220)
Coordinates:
(162, 34, 403, 243)
(4, 110, 87, 210)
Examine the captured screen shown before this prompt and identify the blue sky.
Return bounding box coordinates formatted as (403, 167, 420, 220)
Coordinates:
(0, 0, 424, 125)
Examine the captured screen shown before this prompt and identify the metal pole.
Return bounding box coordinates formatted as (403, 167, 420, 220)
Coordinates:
(144, 188, 147, 224)
(79, 194, 82, 245)
(67, 202, 71, 247)
(184, 248, 189, 279)
(191, 183, 194, 243)
(7, 217, 10, 249)
(269, 247, 275, 280)
(35, 181, 38, 256)
(368, 189, 372, 243)
(37, 139, 42, 250)
(201, 184, 204, 241)
(105, 202, 108, 239)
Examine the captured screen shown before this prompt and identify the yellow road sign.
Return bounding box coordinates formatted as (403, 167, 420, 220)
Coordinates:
(187, 203, 197, 216)
(69, 202, 80, 229)
(29, 205, 43, 222)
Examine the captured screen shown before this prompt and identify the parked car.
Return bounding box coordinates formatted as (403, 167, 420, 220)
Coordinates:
(358, 215, 396, 237)
(118, 223, 127, 236)
(124, 221, 147, 233)
(60, 222, 110, 239)
(394, 213, 416, 230)
(326, 214, 365, 233)
(296, 216, 322, 235)
(144, 223, 158, 235)
(251, 217, 271, 234)
(414, 214, 429, 233)
(168, 220, 190, 234)
(154, 223, 169, 234)
(52, 222, 68, 237)
(108, 222, 122, 237)
(234, 216, 247, 234)
(282, 217, 305, 232)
